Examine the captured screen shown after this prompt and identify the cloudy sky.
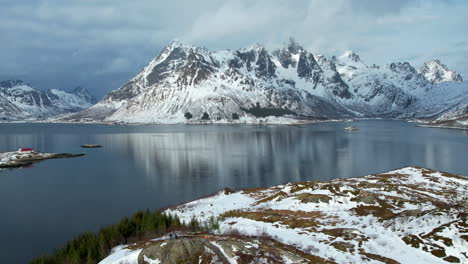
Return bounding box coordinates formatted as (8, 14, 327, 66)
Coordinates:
(1, 0, 467, 98)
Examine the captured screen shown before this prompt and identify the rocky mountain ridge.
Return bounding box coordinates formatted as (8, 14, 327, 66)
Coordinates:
(52, 39, 468, 124)
(0, 80, 96, 121)
(419, 59, 463, 84)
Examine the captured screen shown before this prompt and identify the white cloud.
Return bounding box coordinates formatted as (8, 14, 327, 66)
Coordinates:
(187, 1, 297, 43)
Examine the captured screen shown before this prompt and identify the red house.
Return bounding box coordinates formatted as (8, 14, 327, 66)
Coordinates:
(18, 148, 35, 153)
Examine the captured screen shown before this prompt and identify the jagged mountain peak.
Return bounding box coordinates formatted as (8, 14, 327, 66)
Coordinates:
(61, 39, 468, 123)
(426, 58, 444, 66)
(286, 37, 303, 54)
(151, 40, 210, 68)
(340, 50, 361, 62)
(238, 43, 268, 55)
(419, 59, 463, 83)
(388, 62, 417, 74)
(234, 44, 277, 79)
(0, 80, 96, 121)
(71, 86, 87, 94)
(280, 38, 305, 54)
(333, 50, 367, 69)
(70, 86, 98, 104)
(272, 39, 311, 70)
(0, 80, 33, 89)
(165, 39, 198, 51)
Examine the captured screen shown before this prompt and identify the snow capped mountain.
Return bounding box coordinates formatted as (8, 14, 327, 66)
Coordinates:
(333, 54, 434, 118)
(61, 39, 468, 124)
(419, 59, 463, 84)
(69, 86, 98, 105)
(0, 80, 96, 121)
(64, 39, 353, 123)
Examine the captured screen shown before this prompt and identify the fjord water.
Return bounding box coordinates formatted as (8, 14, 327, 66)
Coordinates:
(1, 121, 467, 263)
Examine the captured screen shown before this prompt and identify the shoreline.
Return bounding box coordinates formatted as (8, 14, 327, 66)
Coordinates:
(100, 166, 467, 264)
(0, 117, 426, 127)
(3, 117, 465, 130)
(417, 124, 468, 131)
(32, 166, 467, 264)
(0, 152, 85, 169)
(0, 117, 355, 126)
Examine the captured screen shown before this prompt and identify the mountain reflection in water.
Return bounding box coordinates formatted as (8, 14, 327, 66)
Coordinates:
(101, 128, 351, 188)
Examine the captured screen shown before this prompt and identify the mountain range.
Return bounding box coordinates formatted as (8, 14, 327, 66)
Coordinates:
(60, 39, 467, 124)
(3, 39, 467, 124)
(0, 80, 96, 121)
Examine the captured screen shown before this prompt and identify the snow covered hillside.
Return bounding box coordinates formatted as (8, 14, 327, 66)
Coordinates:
(0, 80, 96, 121)
(60, 39, 468, 124)
(419, 59, 463, 84)
(101, 167, 467, 263)
(418, 111, 468, 130)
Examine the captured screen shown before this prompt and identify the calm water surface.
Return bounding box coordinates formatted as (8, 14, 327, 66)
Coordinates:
(0, 120, 467, 263)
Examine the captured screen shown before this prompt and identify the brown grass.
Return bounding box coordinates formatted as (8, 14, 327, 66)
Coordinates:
(289, 181, 319, 193)
(253, 191, 288, 205)
(359, 250, 400, 264)
(268, 239, 336, 264)
(242, 187, 267, 194)
(221, 209, 331, 229)
(353, 205, 396, 220)
(296, 193, 332, 203)
(331, 241, 355, 253)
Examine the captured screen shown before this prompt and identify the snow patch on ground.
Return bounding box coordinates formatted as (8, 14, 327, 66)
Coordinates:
(99, 245, 142, 264)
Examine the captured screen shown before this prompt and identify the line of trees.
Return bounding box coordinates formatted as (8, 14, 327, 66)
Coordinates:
(184, 112, 241, 120)
(241, 102, 296, 118)
(31, 210, 202, 264)
(183, 101, 296, 121)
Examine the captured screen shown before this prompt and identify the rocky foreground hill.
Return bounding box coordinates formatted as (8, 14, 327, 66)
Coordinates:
(101, 167, 467, 264)
(59, 39, 468, 125)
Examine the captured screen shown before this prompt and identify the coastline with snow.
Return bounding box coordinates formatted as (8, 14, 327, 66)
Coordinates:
(1, 115, 353, 126)
(0, 149, 84, 169)
(98, 166, 467, 264)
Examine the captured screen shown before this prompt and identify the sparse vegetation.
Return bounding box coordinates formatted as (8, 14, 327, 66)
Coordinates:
(221, 209, 328, 229)
(31, 210, 202, 264)
(241, 102, 296, 117)
(201, 112, 210, 120)
(184, 112, 193, 119)
(33, 167, 468, 263)
(353, 205, 396, 220)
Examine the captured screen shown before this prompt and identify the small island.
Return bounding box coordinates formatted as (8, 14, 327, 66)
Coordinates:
(0, 148, 84, 169)
(81, 144, 103, 148)
(344, 126, 359, 131)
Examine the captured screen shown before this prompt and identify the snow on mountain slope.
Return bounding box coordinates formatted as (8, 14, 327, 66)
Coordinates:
(332, 53, 435, 118)
(0, 80, 96, 121)
(414, 82, 468, 129)
(63, 40, 353, 123)
(61, 39, 467, 124)
(332, 50, 368, 79)
(332, 53, 468, 119)
(419, 59, 463, 84)
(409, 82, 468, 119)
(102, 167, 466, 264)
(420, 114, 468, 130)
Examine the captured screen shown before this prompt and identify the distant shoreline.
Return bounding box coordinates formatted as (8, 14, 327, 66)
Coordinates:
(0, 117, 354, 126)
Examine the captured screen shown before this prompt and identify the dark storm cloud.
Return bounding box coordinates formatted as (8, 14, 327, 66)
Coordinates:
(0, 0, 467, 98)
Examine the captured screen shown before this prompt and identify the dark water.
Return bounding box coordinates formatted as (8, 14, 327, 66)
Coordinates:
(0, 120, 467, 263)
